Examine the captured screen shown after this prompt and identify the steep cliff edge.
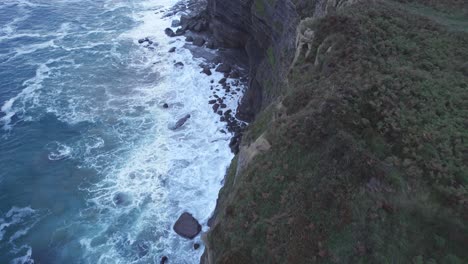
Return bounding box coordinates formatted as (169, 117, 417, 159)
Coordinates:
(202, 0, 468, 263)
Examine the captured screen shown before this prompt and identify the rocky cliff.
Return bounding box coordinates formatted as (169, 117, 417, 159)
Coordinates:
(201, 0, 468, 263)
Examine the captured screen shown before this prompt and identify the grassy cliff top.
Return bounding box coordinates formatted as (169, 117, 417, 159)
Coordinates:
(207, 0, 468, 263)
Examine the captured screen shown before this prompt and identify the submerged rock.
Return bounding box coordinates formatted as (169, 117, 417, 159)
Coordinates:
(173, 212, 201, 239)
(168, 47, 176, 53)
(185, 36, 194, 42)
(171, 114, 191, 130)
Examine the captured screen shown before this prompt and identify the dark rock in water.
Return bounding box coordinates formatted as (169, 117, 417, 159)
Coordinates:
(171, 19, 180, 27)
(194, 243, 200, 250)
(138, 38, 145, 44)
(168, 47, 176, 53)
(160, 256, 168, 264)
(185, 36, 194, 42)
(162, 103, 169, 108)
(212, 103, 220, 112)
(171, 114, 191, 130)
(202, 67, 212, 76)
(220, 104, 227, 109)
(192, 37, 205, 47)
(113, 192, 131, 206)
(210, 80, 214, 83)
(208, 99, 217, 104)
(174, 62, 184, 68)
(218, 78, 226, 84)
(220, 116, 226, 122)
(164, 28, 175, 37)
(175, 28, 185, 36)
(217, 110, 223, 115)
(173, 212, 201, 239)
(215, 63, 231, 73)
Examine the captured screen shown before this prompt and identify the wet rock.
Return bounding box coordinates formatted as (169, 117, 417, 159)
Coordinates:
(206, 41, 216, 49)
(171, 19, 180, 27)
(217, 110, 223, 115)
(164, 28, 175, 37)
(202, 67, 212, 76)
(208, 99, 217, 104)
(175, 28, 185, 36)
(194, 243, 200, 250)
(173, 212, 201, 239)
(220, 103, 227, 109)
(229, 132, 242, 154)
(230, 70, 240, 79)
(138, 38, 145, 44)
(192, 37, 205, 47)
(168, 47, 176, 53)
(160, 256, 168, 264)
(212, 104, 220, 112)
(174, 62, 184, 68)
(215, 63, 231, 73)
(171, 114, 191, 130)
(218, 78, 226, 84)
(162, 103, 169, 108)
(185, 36, 194, 42)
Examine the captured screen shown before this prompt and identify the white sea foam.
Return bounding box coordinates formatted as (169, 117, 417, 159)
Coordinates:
(73, 0, 245, 263)
(46, 141, 73, 161)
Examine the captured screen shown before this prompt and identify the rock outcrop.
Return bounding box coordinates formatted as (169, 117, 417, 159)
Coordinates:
(173, 212, 202, 239)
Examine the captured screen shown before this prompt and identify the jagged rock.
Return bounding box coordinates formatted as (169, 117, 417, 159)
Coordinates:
(173, 212, 201, 239)
(218, 78, 226, 84)
(168, 47, 176, 53)
(171, 19, 180, 27)
(164, 28, 175, 37)
(192, 37, 206, 47)
(194, 243, 200, 250)
(171, 114, 191, 130)
(186, 36, 194, 42)
(215, 63, 231, 73)
(175, 28, 185, 36)
(212, 104, 220, 112)
(202, 67, 212, 76)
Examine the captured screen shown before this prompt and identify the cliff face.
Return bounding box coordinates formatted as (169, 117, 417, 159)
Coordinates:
(207, 0, 299, 122)
(202, 0, 468, 263)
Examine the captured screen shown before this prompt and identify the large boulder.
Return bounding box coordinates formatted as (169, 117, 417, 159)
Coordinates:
(192, 37, 206, 47)
(173, 212, 202, 239)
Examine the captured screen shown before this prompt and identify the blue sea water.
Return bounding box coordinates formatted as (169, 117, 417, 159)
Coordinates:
(0, 0, 242, 263)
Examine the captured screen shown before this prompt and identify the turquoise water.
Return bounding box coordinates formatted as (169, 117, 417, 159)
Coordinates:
(0, 0, 241, 263)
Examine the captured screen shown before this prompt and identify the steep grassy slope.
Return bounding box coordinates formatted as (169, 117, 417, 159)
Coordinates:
(205, 1, 468, 263)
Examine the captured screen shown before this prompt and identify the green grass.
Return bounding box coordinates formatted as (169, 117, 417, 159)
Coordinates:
(206, 1, 468, 263)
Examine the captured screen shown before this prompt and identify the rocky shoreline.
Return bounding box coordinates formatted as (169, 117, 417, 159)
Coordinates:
(149, 1, 252, 263)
